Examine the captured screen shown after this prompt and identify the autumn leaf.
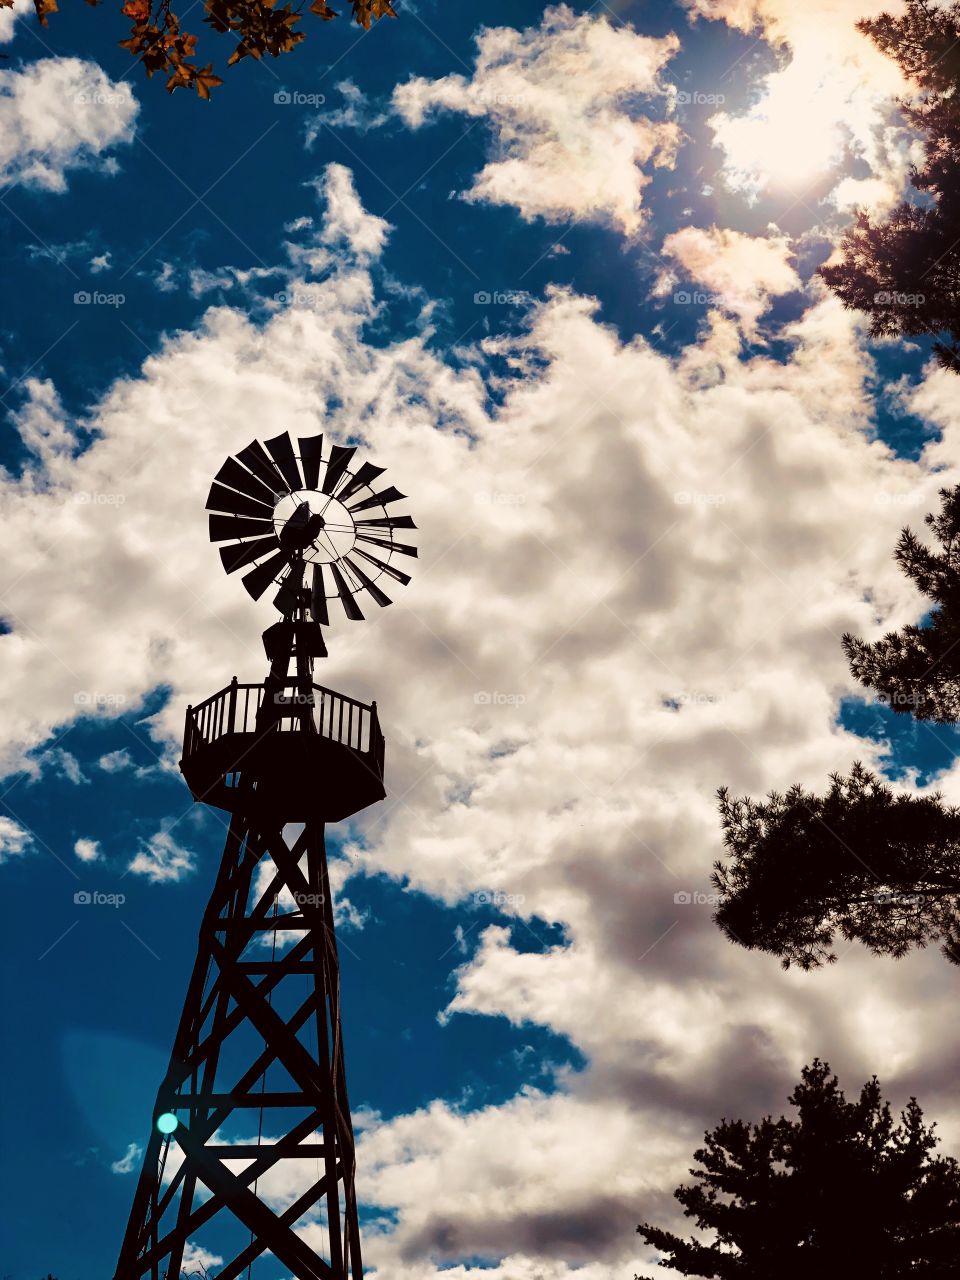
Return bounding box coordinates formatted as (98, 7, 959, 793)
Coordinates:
(194, 62, 223, 98)
(33, 0, 58, 28)
(122, 0, 151, 20)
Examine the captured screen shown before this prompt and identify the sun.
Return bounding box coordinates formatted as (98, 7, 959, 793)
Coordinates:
(709, 51, 884, 195)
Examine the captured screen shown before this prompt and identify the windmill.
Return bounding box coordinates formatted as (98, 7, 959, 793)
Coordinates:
(114, 432, 416, 1280)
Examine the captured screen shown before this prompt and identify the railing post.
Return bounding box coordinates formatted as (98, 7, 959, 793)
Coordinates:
(228, 677, 238, 734)
(184, 704, 193, 757)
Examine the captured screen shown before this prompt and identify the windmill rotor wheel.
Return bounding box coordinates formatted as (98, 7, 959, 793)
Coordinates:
(205, 432, 417, 624)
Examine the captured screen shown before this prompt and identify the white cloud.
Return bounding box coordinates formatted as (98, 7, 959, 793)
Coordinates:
(686, 0, 917, 210)
(0, 0, 31, 43)
(74, 837, 102, 863)
(98, 749, 134, 773)
(180, 1241, 223, 1273)
(392, 5, 680, 233)
(128, 830, 195, 883)
(0, 816, 32, 863)
(3, 164, 960, 1276)
(0, 57, 137, 193)
(656, 224, 800, 335)
(110, 1141, 142, 1174)
(89, 252, 112, 273)
(308, 78, 389, 141)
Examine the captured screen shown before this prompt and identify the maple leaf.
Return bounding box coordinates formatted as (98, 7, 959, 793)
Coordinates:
(194, 62, 223, 98)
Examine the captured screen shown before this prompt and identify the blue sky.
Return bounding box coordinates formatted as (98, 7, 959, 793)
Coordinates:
(2, 1, 960, 1277)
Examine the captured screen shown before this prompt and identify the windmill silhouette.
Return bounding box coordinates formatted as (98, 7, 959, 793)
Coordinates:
(114, 433, 416, 1280)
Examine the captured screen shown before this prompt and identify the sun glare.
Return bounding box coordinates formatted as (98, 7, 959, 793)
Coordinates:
(711, 58, 864, 193)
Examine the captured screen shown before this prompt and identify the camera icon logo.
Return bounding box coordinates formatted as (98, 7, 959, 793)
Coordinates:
(74, 890, 92, 905)
(473, 291, 491, 304)
(274, 90, 292, 105)
(74, 291, 91, 305)
(673, 891, 692, 904)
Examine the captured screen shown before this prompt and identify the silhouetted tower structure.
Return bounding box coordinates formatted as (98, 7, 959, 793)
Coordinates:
(114, 433, 416, 1280)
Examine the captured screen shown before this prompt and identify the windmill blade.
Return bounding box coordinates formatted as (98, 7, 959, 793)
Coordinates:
(310, 564, 329, 625)
(347, 485, 406, 514)
(322, 444, 357, 496)
(214, 457, 277, 507)
(241, 549, 291, 601)
(265, 432, 303, 492)
(208, 513, 275, 543)
(329, 562, 365, 621)
(236, 440, 288, 497)
(354, 547, 412, 586)
(342, 556, 392, 608)
(337, 461, 385, 504)
(355, 533, 419, 558)
(298, 434, 324, 489)
(219, 535, 281, 574)
(356, 514, 418, 531)
(206, 482, 274, 520)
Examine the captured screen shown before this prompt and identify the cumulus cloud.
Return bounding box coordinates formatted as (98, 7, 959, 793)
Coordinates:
(0, 816, 33, 863)
(4, 165, 960, 1276)
(0, 57, 137, 193)
(392, 5, 680, 233)
(128, 830, 195, 883)
(74, 837, 102, 863)
(656, 224, 800, 334)
(0, 0, 31, 43)
(110, 1141, 142, 1174)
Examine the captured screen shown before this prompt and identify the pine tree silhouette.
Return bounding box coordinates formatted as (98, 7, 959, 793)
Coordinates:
(638, 1061, 960, 1276)
(712, 763, 960, 967)
(844, 485, 960, 722)
(820, 1, 960, 372)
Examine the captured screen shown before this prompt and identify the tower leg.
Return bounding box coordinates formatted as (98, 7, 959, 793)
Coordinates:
(114, 815, 363, 1280)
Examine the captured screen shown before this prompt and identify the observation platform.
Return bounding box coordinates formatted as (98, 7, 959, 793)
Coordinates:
(180, 679, 385, 823)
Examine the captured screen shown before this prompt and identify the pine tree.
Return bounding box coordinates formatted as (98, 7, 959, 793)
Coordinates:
(712, 763, 960, 967)
(638, 1061, 960, 1277)
(843, 485, 960, 722)
(819, 1, 960, 372)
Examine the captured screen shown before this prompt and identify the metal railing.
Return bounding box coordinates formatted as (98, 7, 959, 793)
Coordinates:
(184, 679, 383, 770)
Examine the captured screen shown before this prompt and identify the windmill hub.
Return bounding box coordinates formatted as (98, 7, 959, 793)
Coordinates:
(274, 489, 357, 564)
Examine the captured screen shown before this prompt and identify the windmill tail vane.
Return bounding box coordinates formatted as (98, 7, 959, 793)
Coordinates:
(113, 432, 415, 1280)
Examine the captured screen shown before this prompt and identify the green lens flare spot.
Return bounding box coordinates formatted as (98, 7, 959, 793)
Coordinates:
(156, 1112, 179, 1135)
